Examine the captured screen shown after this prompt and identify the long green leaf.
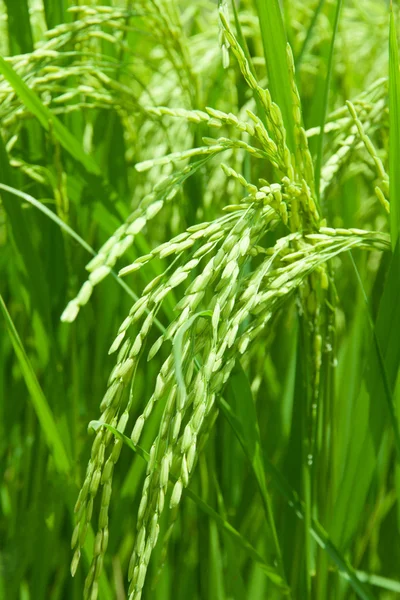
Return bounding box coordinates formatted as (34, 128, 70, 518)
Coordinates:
(334, 245, 400, 550)
(0, 184, 96, 255)
(0, 137, 52, 329)
(0, 295, 70, 474)
(389, 4, 400, 249)
(295, 0, 326, 68)
(0, 184, 171, 333)
(315, 0, 343, 201)
(356, 571, 400, 594)
(350, 251, 400, 461)
(253, 0, 295, 150)
(43, 0, 66, 29)
(0, 300, 113, 597)
(219, 392, 375, 600)
(3, 0, 33, 55)
(172, 311, 212, 404)
(224, 362, 288, 589)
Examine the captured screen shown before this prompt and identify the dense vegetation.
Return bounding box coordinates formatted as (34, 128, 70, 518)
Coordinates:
(1, 1, 400, 599)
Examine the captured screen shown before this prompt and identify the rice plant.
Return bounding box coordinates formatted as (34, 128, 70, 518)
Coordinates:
(1, 1, 400, 599)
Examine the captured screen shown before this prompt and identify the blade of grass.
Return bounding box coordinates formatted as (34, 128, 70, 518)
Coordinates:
(329, 242, 400, 554)
(172, 311, 212, 404)
(211, 471, 248, 599)
(0, 183, 167, 336)
(0, 137, 52, 329)
(43, 0, 66, 29)
(295, 0, 326, 69)
(350, 250, 400, 462)
(0, 184, 95, 255)
(224, 361, 289, 593)
(297, 318, 313, 599)
(355, 571, 400, 594)
(0, 297, 113, 597)
(389, 3, 400, 249)
(218, 397, 375, 600)
(253, 0, 295, 150)
(315, 0, 343, 202)
(0, 295, 70, 474)
(208, 521, 226, 600)
(3, 0, 33, 55)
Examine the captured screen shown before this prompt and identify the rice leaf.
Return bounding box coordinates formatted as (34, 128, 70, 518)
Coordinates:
(0, 184, 150, 327)
(0, 184, 95, 255)
(208, 521, 226, 600)
(350, 251, 400, 462)
(253, 0, 296, 150)
(389, 4, 400, 249)
(219, 395, 375, 600)
(0, 295, 70, 474)
(3, 0, 33, 55)
(315, 0, 343, 200)
(355, 571, 400, 594)
(172, 311, 212, 404)
(223, 361, 288, 588)
(332, 248, 400, 551)
(0, 141, 51, 330)
(295, 0, 326, 68)
(42, 0, 66, 29)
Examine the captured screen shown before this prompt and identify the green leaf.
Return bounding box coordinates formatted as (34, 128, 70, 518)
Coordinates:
(43, 0, 66, 29)
(253, 0, 295, 150)
(0, 138, 51, 330)
(0, 184, 94, 255)
(315, 0, 343, 201)
(0, 184, 157, 331)
(356, 571, 400, 594)
(295, 0, 326, 68)
(0, 295, 70, 474)
(223, 362, 287, 586)
(389, 4, 400, 249)
(208, 521, 226, 600)
(3, 0, 33, 55)
(351, 251, 400, 461)
(219, 381, 375, 600)
(334, 246, 400, 551)
(172, 311, 212, 404)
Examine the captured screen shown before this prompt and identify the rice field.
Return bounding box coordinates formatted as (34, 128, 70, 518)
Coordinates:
(1, 1, 400, 599)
